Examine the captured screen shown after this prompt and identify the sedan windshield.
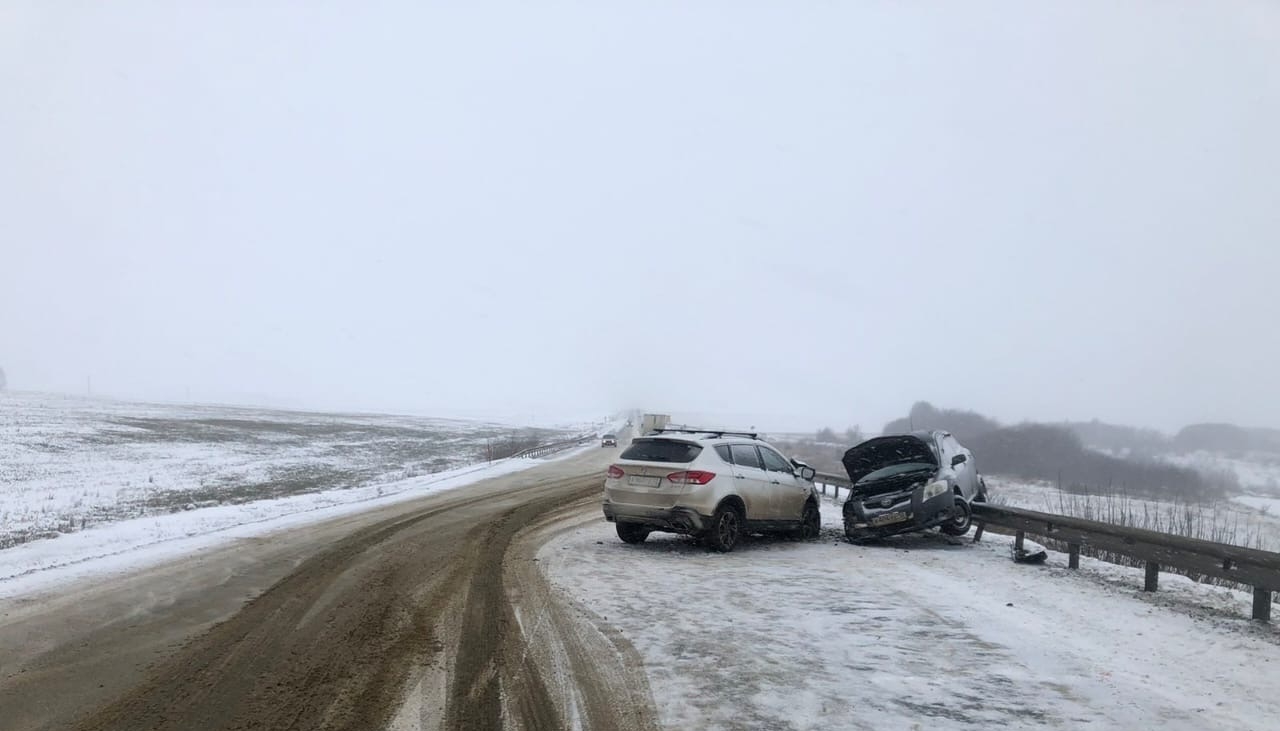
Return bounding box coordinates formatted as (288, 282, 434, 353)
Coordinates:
(855, 462, 935, 485)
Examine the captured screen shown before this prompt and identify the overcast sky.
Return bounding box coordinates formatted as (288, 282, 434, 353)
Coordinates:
(3, 1, 1278, 432)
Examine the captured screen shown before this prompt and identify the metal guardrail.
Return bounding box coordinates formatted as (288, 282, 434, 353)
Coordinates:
(510, 434, 594, 459)
(813, 471, 854, 502)
(971, 503, 1280, 622)
(813, 471, 1279, 622)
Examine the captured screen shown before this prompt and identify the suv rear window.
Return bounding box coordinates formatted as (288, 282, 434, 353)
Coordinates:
(620, 438, 703, 463)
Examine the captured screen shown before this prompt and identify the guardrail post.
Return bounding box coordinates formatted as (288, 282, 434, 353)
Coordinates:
(1144, 562, 1160, 592)
(1254, 588, 1272, 623)
(1068, 543, 1080, 570)
(972, 523, 985, 543)
(1014, 530, 1025, 552)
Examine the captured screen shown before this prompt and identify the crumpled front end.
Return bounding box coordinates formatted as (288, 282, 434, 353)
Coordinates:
(841, 434, 956, 538)
(842, 482, 956, 538)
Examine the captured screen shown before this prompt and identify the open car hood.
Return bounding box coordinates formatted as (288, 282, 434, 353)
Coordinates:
(841, 435, 939, 485)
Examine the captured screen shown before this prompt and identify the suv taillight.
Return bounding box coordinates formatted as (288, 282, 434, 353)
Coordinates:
(666, 470, 716, 485)
(607, 465, 625, 479)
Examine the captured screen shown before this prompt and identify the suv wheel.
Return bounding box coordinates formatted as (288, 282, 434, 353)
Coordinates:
(939, 497, 972, 536)
(797, 501, 820, 540)
(616, 522, 650, 544)
(705, 503, 742, 553)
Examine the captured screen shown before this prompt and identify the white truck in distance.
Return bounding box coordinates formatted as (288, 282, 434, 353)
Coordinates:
(640, 413, 670, 435)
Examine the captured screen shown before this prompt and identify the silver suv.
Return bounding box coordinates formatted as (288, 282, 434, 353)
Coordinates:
(602, 429, 820, 552)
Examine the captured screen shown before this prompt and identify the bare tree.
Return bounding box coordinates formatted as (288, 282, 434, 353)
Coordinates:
(0, 367, 6, 391)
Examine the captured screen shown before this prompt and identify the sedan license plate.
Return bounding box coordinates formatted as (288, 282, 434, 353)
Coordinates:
(869, 511, 910, 527)
(628, 475, 662, 488)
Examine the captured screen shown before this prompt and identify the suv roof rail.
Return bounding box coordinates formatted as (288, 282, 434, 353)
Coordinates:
(653, 427, 760, 440)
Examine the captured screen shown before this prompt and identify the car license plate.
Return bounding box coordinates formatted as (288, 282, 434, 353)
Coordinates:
(628, 475, 661, 488)
(870, 511, 910, 527)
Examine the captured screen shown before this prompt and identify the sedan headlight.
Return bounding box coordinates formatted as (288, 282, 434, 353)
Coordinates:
(922, 480, 949, 500)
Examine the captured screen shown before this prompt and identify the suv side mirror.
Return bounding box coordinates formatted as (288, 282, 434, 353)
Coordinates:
(951, 454, 968, 467)
(798, 466, 816, 481)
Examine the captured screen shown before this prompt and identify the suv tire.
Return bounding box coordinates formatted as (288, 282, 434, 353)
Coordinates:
(705, 503, 743, 553)
(616, 522, 651, 544)
(797, 501, 820, 540)
(940, 497, 972, 536)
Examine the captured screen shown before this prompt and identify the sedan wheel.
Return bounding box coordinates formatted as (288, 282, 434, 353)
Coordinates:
(939, 497, 972, 536)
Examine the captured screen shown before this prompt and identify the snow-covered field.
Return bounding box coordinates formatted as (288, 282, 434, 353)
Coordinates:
(0, 391, 581, 549)
(0, 391, 601, 594)
(1163, 451, 1280, 494)
(1233, 495, 1280, 515)
(542, 497, 1279, 731)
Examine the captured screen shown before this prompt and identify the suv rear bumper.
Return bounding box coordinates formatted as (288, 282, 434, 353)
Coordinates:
(603, 503, 710, 534)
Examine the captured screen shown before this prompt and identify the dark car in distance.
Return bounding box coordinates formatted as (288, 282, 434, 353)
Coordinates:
(601, 434, 618, 447)
(840, 430, 986, 542)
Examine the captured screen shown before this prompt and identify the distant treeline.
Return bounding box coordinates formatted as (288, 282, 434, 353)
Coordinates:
(878, 402, 1243, 500)
(968, 423, 1233, 499)
(798, 402, 1275, 500)
(880, 402, 1280, 458)
(1170, 423, 1280, 455)
(771, 438, 846, 476)
(1049, 419, 1280, 457)
(882, 402, 998, 445)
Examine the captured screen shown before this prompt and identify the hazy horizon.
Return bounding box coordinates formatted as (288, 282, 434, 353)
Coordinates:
(4, 2, 1278, 435)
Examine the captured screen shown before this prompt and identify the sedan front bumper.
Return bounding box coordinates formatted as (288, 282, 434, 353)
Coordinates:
(844, 488, 956, 537)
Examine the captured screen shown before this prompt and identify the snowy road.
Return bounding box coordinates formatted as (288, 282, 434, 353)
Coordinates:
(0, 447, 654, 731)
(541, 504, 1280, 731)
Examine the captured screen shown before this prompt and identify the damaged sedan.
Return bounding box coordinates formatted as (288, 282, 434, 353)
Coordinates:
(840, 430, 987, 542)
